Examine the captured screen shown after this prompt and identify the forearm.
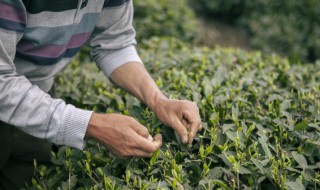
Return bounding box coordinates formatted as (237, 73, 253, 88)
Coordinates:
(86, 63, 165, 157)
(0, 72, 92, 149)
(109, 62, 166, 111)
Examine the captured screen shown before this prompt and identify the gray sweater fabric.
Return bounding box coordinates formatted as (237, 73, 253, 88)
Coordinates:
(0, 0, 142, 149)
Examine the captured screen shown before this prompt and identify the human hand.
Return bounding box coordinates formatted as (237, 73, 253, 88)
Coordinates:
(86, 113, 162, 158)
(153, 98, 202, 144)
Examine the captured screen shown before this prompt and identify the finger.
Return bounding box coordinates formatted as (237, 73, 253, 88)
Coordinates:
(182, 118, 189, 129)
(153, 134, 162, 147)
(132, 135, 161, 156)
(183, 104, 201, 130)
(117, 134, 162, 158)
(137, 134, 162, 153)
(188, 122, 201, 144)
(129, 117, 150, 139)
(173, 118, 188, 144)
(148, 135, 153, 141)
(182, 104, 201, 144)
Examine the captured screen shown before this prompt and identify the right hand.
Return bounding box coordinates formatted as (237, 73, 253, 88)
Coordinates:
(85, 113, 162, 158)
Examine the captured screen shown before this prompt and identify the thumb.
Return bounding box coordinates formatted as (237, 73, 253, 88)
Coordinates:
(173, 118, 188, 144)
(152, 134, 162, 148)
(136, 134, 163, 154)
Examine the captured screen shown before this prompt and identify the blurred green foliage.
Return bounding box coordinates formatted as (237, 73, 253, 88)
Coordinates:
(191, 0, 320, 62)
(133, 0, 197, 42)
(189, 0, 244, 22)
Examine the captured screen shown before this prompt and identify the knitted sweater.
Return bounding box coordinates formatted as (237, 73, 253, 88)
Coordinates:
(0, 0, 142, 149)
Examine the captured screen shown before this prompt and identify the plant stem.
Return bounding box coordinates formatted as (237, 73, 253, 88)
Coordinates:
(237, 171, 240, 189)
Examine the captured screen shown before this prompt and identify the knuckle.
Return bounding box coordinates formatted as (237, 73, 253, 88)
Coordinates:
(128, 117, 137, 125)
(129, 117, 136, 123)
(138, 128, 149, 137)
(142, 126, 149, 133)
(176, 127, 185, 134)
(191, 102, 198, 108)
(169, 120, 177, 128)
(182, 100, 189, 104)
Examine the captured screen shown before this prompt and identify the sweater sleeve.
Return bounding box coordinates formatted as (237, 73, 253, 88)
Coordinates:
(0, 0, 93, 150)
(89, 0, 142, 78)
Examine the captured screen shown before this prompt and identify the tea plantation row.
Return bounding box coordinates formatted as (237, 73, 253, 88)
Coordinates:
(191, 0, 320, 62)
(27, 38, 320, 190)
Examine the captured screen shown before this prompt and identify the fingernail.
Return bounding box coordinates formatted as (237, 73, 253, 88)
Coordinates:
(148, 135, 153, 142)
(182, 136, 188, 144)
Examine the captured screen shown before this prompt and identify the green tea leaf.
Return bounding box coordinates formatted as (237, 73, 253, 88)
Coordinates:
(294, 120, 308, 131)
(291, 151, 308, 169)
(206, 167, 224, 180)
(308, 140, 320, 146)
(205, 145, 214, 156)
(308, 123, 320, 131)
(212, 179, 231, 190)
(280, 99, 291, 111)
(252, 159, 265, 174)
(258, 137, 272, 159)
(286, 178, 305, 190)
(238, 166, 252, 174)
(150, 149, 160, 166)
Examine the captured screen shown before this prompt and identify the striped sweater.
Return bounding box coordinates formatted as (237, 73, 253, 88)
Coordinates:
(0, 0, 142, 149)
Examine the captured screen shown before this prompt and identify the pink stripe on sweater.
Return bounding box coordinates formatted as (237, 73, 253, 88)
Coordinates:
(17, 32, 92, 58)
(0, 2, 26, 23)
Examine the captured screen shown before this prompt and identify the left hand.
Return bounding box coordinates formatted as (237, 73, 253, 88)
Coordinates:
(153, 98, 202, 144)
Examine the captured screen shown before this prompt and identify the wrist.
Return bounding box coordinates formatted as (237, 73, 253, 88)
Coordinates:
(86, 112, 103, 139)
(149, 93, 167, 114)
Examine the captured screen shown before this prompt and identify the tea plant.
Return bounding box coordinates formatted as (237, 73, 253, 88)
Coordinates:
(133, 0, 197, 42)
(27, 37, 320, 189)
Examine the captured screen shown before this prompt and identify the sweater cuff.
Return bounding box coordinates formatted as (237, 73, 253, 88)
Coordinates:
(60, 106, 93, 150)
(97, 45, 143, 78)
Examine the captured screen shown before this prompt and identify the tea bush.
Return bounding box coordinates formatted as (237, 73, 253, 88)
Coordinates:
(191, 0, 320, 62)
(27, 38, 320, 189)
(133, 0, 197, 42)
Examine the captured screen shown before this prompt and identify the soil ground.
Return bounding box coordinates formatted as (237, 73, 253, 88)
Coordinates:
(195, 17, 251, 51)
